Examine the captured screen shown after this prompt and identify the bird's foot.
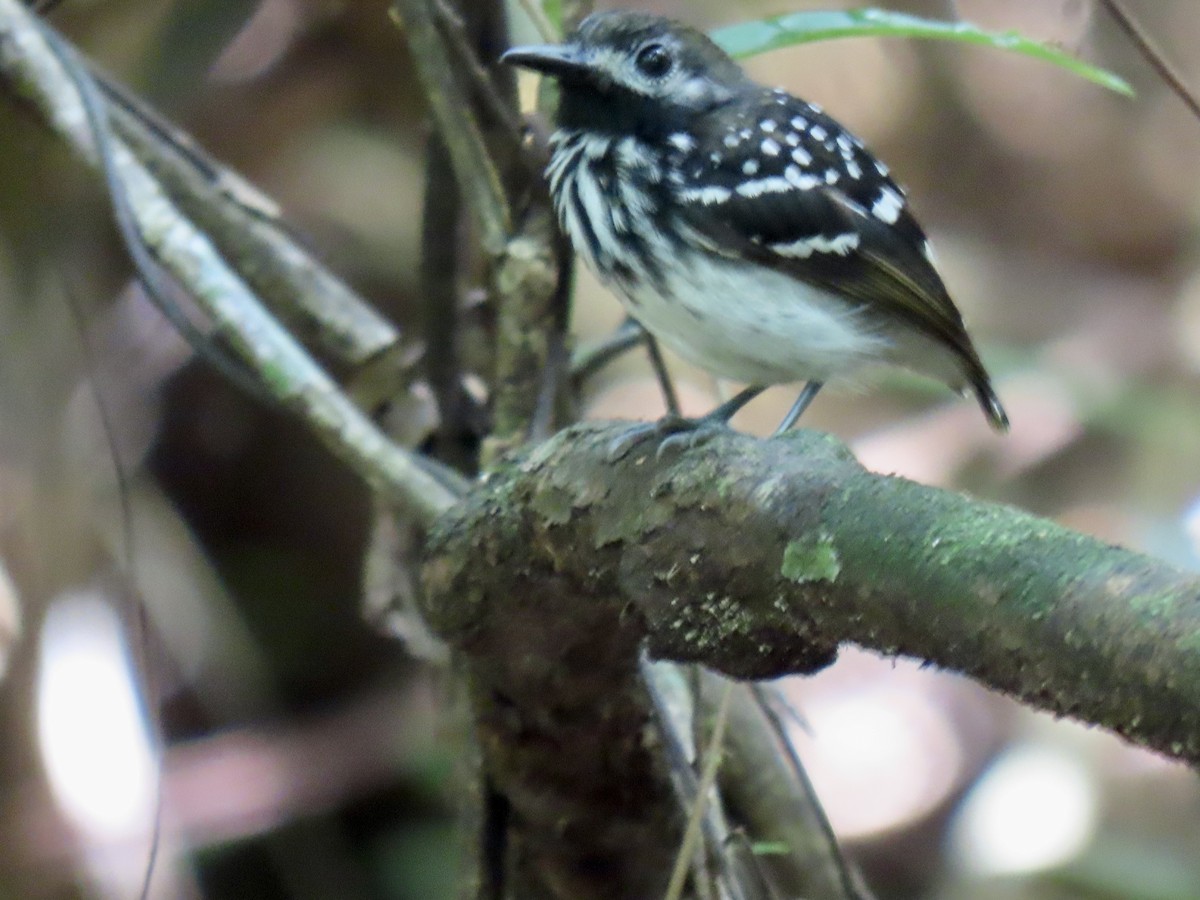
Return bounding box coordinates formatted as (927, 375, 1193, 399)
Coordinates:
(606, 387, 768, 461)
(606, 414, 730, 462)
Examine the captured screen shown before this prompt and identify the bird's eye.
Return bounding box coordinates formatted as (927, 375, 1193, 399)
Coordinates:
(634, 43, 673, 78)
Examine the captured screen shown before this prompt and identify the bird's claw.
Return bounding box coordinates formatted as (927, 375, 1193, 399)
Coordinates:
(654, 420, 725, 459)
(606, 416, 728, 462)
(606, 418, 680, 462)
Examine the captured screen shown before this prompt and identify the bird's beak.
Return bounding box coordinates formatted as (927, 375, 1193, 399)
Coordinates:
(501, 43, 591, 81)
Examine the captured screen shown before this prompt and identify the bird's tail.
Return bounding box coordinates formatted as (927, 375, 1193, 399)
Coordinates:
(972, 377, 1009, 433)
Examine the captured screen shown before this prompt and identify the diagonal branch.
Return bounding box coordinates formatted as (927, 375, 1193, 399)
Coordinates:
(1099, 0, 1200, 125)
(99, 70, 402, 367)
(39, 25, 400, 367)
(0, 0, 458, 523)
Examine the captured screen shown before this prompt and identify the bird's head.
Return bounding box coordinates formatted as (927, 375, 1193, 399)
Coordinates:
(502, 11, 749, 137)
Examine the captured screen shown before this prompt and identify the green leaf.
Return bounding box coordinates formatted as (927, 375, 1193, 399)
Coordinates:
(710, 8, 1133, 97)
(542, 0, 562, 32)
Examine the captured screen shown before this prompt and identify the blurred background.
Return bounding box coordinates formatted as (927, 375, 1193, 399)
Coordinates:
(1, 0, 1199, 897)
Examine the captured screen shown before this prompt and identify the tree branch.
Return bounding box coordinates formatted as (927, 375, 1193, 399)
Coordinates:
(726, 681, 871, 899)
(391, 0, 511, 255)
(0, 0, 458, 523)
(94, 69, 402, 368)
(31, 27, 400, 368)
(1099, 0, 1200, 125)
(422, 422, 1200, 770)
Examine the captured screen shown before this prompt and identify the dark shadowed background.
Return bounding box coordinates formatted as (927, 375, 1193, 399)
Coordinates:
(1, 0, 1199, 897)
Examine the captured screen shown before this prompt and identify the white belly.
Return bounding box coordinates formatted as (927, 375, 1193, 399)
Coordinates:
(618, 247, 892, 386)
(546, 132, 956, 390)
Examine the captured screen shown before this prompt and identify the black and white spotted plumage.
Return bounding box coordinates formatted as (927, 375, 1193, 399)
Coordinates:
(505, 11, 1008, 430)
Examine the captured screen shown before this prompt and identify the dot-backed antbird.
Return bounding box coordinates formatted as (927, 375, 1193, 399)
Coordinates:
(503, 11, 1008, 448)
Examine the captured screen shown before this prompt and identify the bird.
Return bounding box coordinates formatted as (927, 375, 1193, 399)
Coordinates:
(502, 10, 1008, 450)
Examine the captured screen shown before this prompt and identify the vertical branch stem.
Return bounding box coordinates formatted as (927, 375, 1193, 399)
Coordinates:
(420, 134, 475, 465)
(392, 0, 511, 255)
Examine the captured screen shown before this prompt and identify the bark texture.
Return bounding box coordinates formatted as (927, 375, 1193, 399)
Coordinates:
(423, 423, 1200, 782)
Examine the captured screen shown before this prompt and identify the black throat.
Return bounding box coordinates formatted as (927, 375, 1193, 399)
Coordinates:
(556, 82, 692, 143)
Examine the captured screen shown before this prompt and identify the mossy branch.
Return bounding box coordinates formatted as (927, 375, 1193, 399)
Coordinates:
(422, 422, 1200, 769)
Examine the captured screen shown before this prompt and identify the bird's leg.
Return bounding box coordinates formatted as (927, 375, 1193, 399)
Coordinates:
(570, 319, 680, 416)
(694, 384, 768, 427)
(642, 333, 681, 417)
(607, 385, 765, 461)
(772, 381, 824, 435)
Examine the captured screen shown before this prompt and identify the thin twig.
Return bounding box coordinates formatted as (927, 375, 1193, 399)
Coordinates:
(641, 658, 763, 900)
(560, 0, 593, 33)
(420, 132, 474, 467)
(750, 683, 872, 899)
(689, 665, 717, 900)
(433, 0, 528, 153)
(35, 12, 271, 404)
(529, 331, 568, 442)
(571, 318, 683, 415)
(60, 284, 163, 900)
(665, 679, 736, 900)
(1099, 0, 1200, 124)
(571, 318, 645, 382)
(483, 215, 562, 460)
(391, 0, 512, 255)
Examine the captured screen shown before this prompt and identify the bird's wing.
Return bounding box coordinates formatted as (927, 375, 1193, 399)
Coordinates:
(670, 92, 982, 366)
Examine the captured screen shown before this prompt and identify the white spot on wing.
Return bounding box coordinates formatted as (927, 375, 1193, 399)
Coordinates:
(743, 158, 760, 175)
(761, 138, 781, 156)
(681, 184, 734, 205)
(810, 125, 828, 142)
(792, 147, 813, 166)
(871, 186, 905, 224)
(772, 233, 861, 258)
(668, 132, 696, 152)
(760, 119, 777, 133)
(784, 165, 821, 190)
(736, 176, 794, 198)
